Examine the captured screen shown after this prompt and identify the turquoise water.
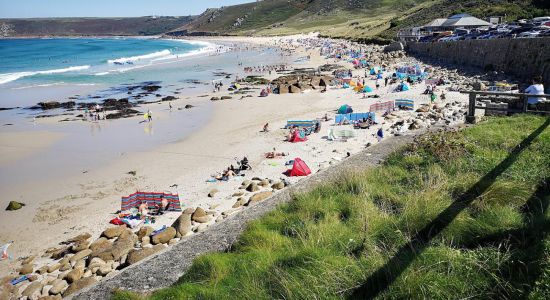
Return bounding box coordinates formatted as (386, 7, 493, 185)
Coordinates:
(0, 38, 207, 86)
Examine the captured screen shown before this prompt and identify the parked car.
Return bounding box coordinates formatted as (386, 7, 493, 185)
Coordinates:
(518, 31, 541, 38)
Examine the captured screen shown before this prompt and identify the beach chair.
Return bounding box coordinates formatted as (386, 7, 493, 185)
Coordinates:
(395, 99, 414, 110)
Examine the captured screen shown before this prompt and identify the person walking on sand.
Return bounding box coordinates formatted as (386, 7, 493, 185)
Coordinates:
(169, 102, 172, 110)
(377, 127, 384, 143)
(147, 109, 152, 122)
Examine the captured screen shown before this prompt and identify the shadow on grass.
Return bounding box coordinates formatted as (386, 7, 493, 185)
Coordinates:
(350, 117, 550, 299)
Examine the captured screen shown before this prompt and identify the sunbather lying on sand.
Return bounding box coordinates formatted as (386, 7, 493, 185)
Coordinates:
(265, 151, 288, 159)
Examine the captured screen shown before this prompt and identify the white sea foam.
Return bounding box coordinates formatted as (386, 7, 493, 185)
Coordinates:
(107, 50, 172, 64)
(0, 65, 91, 85)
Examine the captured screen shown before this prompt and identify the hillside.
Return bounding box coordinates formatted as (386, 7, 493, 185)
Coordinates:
(0, 16, 195, 37)
(170, 0, 550, 41)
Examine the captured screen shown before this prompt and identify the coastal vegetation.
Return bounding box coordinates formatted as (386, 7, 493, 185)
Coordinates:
(174, 0, 550, 41)
(114, 114, 550, 299)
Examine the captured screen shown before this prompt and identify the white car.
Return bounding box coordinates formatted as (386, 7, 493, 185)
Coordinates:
(518, 31, 541, 38)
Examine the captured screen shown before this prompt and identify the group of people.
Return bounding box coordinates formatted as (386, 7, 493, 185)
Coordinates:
(243, 64, 287, 74)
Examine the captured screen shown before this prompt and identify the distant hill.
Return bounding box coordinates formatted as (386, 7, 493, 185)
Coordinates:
(168, 0, 550, 41)
(0, 16, 195, 37)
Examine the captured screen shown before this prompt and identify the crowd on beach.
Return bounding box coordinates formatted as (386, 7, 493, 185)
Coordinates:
(2, 33, 548, 299)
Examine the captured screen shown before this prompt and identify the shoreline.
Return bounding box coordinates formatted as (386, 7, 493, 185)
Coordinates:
(0, 34, 473, 298)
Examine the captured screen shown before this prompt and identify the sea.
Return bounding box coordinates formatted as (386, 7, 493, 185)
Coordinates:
(0, 37, 293, 190)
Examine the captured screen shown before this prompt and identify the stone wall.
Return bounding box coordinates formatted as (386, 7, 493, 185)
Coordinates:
(407, 38, 550, 91)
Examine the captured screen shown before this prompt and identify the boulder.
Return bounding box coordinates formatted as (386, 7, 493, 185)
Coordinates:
(232, 197, 247, 208)
(69, 249, 92, 263)
(37, 266, 49, 274)
(137, 226, 154, 241)
(278, 84, 289, 94)
(88, 257, 106, 270)
(259, 179, 270, 187)
(210, 97, 220, 101)
(93, 230, 137, 262)
(63, 277, 97, 297)
(59, 263, 71, 272)
(184, 104, 194, 109)
(247, 191, 273, 205)
(192, 207, 207, 221)
(49, 247, 70, 260)
(5, 201, 25, 211)
(289, 85, 302, 93)
(192, 215, 213, 224)
(47, 263, 61, 273)
(151, 227, 176, 245)
(208, 189, 219, 197)
(49, 279, 68, 295)
(126, 245, 164, 265)
(22, 281, 43, 298)
(65, 233, 91, 244)
(271, 181, 285, 190)
(89, 238, 112, 254)
(172, 212, 192, 237)
(101, 226, 125, 239)
(71, 240, 90, 252)
(97, 265, 112, 276)
(168, 238, 179, 246)
(19, 264, 34, 275)
(246, 182, 260, 192)
(232, 191, 245, 197)
(66, 267, 84, 283)
(74, 260, 86, 270)
(183, 207, 195, 214)
(220, 96, 232, 100)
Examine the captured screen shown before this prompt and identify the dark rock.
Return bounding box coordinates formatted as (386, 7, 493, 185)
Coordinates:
(5, 201, 25, 211)
(184, 104, 194, 109)
(142, 85, 161, 92)
(161, 96, 177, 101)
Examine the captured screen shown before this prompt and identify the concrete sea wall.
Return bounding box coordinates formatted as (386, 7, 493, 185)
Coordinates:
(407, 37, 550, 91)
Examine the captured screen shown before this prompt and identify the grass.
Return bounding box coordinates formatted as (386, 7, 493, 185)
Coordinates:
(115, 115, 550, 299)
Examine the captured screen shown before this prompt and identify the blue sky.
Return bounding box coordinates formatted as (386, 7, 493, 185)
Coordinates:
(0, 0, 255, 18)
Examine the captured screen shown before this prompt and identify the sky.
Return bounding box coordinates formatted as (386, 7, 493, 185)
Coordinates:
(0, 0, 255, 18)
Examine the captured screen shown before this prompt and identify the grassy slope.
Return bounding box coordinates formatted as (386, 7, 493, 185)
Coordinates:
(116, 115, 550, 299)
(179, 0, 550, 40)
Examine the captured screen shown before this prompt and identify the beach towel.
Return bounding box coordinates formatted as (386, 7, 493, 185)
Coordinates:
(121, 192, 182, 212)
(286, 158, 311, 177)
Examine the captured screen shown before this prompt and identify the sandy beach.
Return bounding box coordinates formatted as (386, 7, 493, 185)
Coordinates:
(0, 34, 469, 283)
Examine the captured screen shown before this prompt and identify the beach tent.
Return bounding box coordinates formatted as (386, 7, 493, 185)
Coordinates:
(363, 86, 373, 93)
(286, 158, 311, 177)
(370, 67, 380, 75)
(343, 83, 350, 89)
(338, 104, 353, 114)
(121, 192, 182, 212)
